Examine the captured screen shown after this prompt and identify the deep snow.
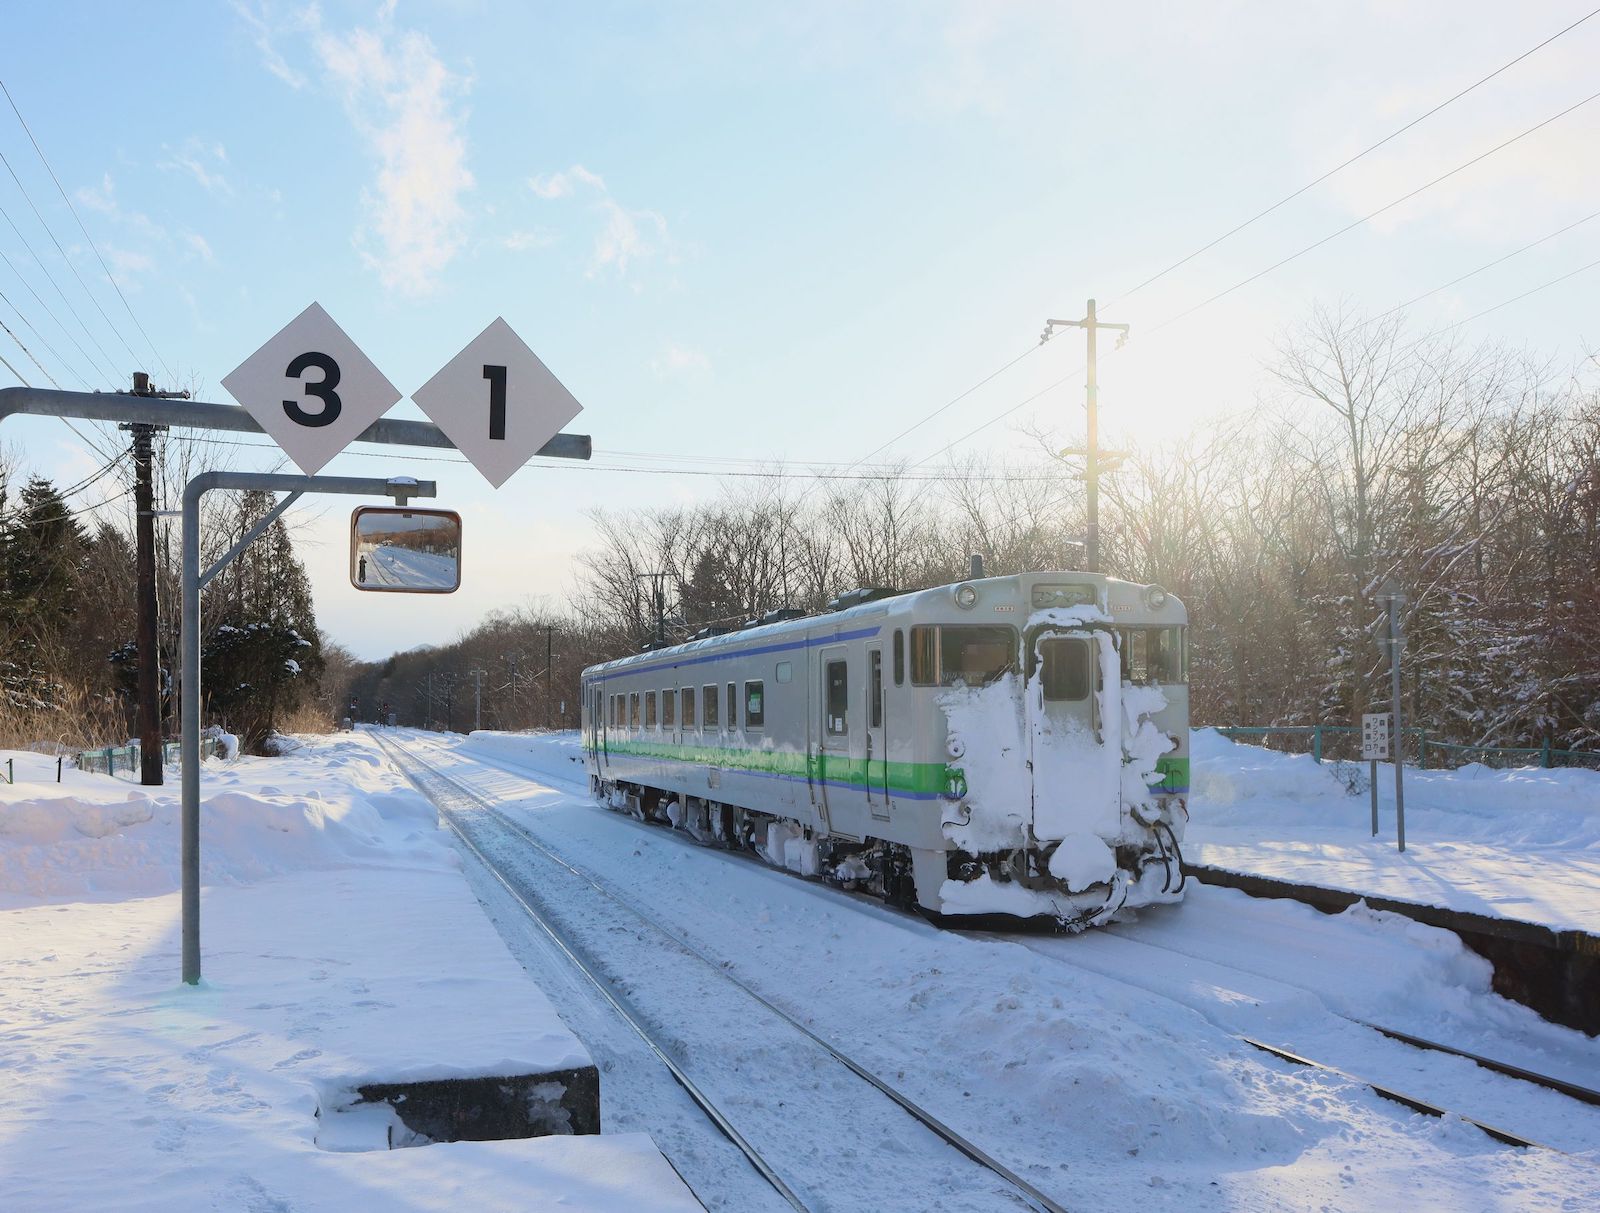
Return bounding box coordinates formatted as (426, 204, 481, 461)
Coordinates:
(0, 734, 699, 1212)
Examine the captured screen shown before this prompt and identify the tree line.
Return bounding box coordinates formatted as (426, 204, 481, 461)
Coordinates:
(0, 433, 326, 753)
(367, 306, 1596, 756)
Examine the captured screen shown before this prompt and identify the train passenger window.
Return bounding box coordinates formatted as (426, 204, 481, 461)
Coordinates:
(703, 684, 719, 729)
(610, 695, 618, 726)
(869, 651, 883, 728)
(682, 686, 696, 729)
(1041, 638, 1092, 701)
(727, 682, 737, 728)
(745, 681, 765, 728)
(663, 688, 676, 727)
(629, 693, 640, 728)
(910, 625, 1017, 687)
(646, 691, 657, 728)
(893, 629, 904, 686)
(825, 661, 848, 736)
(776, 660, 792, 684)
(1117, 627, 1186, 684)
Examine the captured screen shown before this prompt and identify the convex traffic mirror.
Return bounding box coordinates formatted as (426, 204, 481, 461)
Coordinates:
(350, 506, 462, 593)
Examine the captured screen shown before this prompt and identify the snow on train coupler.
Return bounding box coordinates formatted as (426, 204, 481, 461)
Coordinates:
(580, 572, 1189, 929)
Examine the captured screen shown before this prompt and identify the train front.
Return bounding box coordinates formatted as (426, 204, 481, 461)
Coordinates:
(935, 575, 1189, 928)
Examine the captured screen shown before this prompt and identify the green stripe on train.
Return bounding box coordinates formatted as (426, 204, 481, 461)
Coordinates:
(598, 738, 1192, 797)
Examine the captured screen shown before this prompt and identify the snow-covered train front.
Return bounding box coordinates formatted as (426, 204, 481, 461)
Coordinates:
(580, 572, 1188, 927)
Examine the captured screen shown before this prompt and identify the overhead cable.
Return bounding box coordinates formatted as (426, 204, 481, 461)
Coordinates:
(0, 80, 175, 384)
(1105, 6, 1600, 310)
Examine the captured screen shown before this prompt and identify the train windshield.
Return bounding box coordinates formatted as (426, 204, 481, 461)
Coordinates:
(1118, 626, 1186, 684)
(910, 625, 1017, 687)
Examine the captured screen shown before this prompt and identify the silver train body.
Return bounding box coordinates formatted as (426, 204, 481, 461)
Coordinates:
(580, 572, 1189, 926)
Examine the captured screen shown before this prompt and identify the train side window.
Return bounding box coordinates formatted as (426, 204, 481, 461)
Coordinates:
(681, 686, 696, 730)
(909, 626, 937, 685)
(869, 650, 883, 728)
(629, 693, 640, 728)
(663, 688, 676, 727)
(646, 690, 657, 728)
(727, 682, 737, 728)
(776, 660, 792, 684)
(893, 629, 904, 686)
(609, 695, 618, 726)
(825, 661, 848, 736)
(703, 684, 719, 730)
(745, 680, 765, 728)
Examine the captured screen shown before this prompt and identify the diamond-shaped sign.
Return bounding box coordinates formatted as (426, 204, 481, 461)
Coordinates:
(410, 317, 584, 488)
(221, 302, 401, 475)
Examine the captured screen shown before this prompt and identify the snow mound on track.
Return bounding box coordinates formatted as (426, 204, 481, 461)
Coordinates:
(0, 734, 452, 906)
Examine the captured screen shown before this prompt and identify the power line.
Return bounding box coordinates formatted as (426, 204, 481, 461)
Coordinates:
(0, 80, 175, 384)
(0, 146, 147, 374)
(1105, 6, 1600, 310)
(0, 309, 60, 387)
(0, 246, 112, 385)
(0, 284, 91, 388)
(1146, 85, 1600, 336)
(0, 200, 120, 384)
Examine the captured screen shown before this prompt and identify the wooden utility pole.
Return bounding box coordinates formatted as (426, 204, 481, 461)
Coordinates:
(120, 372, 184, 786)
(1042, 300, 1129, 574)
(544, 625, 554, 730)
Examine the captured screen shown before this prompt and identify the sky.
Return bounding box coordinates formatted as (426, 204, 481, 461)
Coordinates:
(2, 1, 1598, 660)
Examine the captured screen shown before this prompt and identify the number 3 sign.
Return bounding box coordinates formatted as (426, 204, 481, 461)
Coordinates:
(223, 302, 401, 475)
(223, 307, 584, 486)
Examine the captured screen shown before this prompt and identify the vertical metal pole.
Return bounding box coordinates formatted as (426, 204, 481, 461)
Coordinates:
(546, 625, 554, 730)
(129, 421, 165, 786)
(1084, 299, 1099, 574)
(181, 482, 202, 984)
(1369, 759, 1379, 836)
(1313, 724, 1323, 764)
(1389, 596, 1406, 853)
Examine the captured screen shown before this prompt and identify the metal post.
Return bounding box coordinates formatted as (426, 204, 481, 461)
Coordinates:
(1313, 725, 1323, 764)
(1387, 593, 1406, 853)
(181, 471, 435, 985)
(1370, 760, 1379, 836)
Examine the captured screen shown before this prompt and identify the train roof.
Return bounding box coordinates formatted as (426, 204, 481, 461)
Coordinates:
(583, 570, 1184, 678)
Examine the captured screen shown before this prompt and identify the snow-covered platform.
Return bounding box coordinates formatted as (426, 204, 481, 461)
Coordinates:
(1186, 729, 1600, 1031)
(0, 735, 702, 1212)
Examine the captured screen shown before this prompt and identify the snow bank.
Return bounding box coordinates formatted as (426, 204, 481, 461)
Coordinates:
(461, 729, 588, 785)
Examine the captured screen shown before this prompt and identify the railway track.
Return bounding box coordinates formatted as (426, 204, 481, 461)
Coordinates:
(383, 732, 1594, 1163)
(375, 731, 1076, 1213)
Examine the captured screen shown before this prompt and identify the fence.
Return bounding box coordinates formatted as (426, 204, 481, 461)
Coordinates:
(70, 737, 224, 780)
(1209, 725, 1600, 772)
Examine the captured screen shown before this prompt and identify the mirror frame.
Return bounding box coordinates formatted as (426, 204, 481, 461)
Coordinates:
(349, 506, 464, 594)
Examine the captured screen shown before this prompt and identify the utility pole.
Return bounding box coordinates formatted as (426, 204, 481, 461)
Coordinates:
(1376, 578, 1408, 851)
(470, 668, 484, 732)
(119, 371, 187, 786)
(545, 625, 554, 730)
(1042, 300, 1129, 574)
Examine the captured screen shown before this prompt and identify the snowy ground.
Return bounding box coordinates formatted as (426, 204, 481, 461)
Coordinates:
(417, 727, 1600, 1209)
(0, 735, 699, 1212)
(6, 726, 1598, 1212)
(1187, 728, 1600, 933)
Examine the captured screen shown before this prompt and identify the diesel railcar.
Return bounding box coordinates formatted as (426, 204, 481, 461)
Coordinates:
(580, 571, 1189, 926)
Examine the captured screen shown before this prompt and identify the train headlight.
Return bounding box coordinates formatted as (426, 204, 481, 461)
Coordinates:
(1144, 584, 1168, 610)
(953, 583, 979, 609)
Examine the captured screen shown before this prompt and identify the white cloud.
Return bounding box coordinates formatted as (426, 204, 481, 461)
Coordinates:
(161, 138, 233, 196)
(183, 232, 215, 263)
(313, 15, 475, 296)
(75, 174, 117, 215)
(526, 163, 669, 278)
(651, 342, 712, 379)
(236, 1, 475, 295)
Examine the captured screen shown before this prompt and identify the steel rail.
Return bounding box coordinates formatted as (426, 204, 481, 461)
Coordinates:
(379, 732, 1073, 1213)
(1085, 924, 1599, 1113)
(375, 734, 809, 1212)
(1239, 1038, 1564, 1153)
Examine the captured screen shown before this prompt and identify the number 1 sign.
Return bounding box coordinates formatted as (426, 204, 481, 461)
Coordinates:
(221, 302, 402, 475)
(411, 317, 584, 488)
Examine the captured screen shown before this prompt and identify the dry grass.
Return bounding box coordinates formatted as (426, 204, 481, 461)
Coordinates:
(275, 700, 336, 737)
(0, 685, 133, 754)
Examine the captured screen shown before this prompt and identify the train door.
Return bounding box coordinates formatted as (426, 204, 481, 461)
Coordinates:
(590, 684, 604, 765)
(865, 644, 890, 819)
(1028, 629, 1120, 841)
(815, 644, 851, 828)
